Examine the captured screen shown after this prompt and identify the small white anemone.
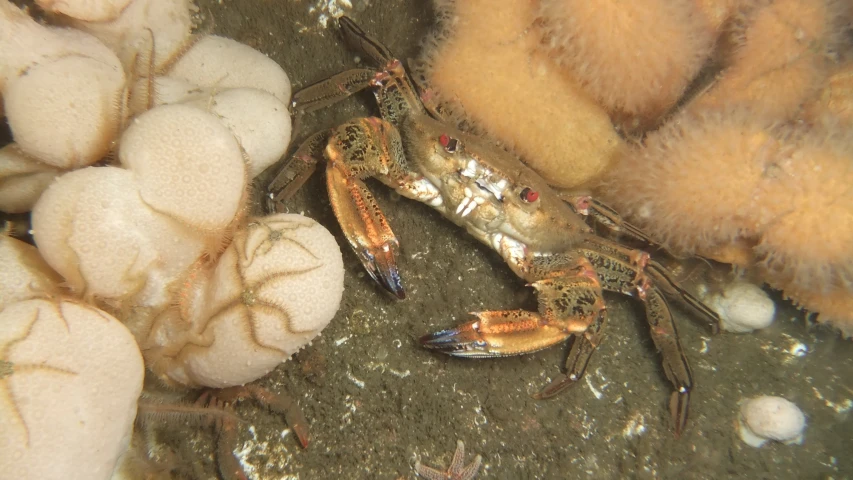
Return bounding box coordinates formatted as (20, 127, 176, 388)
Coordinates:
(738, 395, 806, 448)
(705, 281, 776, 333)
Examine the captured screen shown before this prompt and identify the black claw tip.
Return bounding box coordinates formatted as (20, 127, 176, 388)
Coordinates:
(419, 328, 494, 357)
(419, 330, 457, 349)
(366, 263, 405, 299)
(358, 245, 405, 299)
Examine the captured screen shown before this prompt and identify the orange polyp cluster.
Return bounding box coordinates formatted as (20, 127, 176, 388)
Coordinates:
(536, 0, 718, 129)
(417, 0, 624, 190)
(687, 0, 836, 120)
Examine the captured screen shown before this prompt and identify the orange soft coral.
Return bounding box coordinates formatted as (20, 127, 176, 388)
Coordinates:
(752, 120, 853, 294)
(601, 110, 853, 336)
(416, 0, 623, 190)
(803, 62, 853, 126)
(536, 0, 717, 128)
(780, 283, 853, 338)
(689, 0, 837, 120)
(599, 107, 779, 258)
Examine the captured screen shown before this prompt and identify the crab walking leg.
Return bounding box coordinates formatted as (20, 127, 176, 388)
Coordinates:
(216, 417, 248, 480)
(563, 194, 657, 245)
(199, 385, 310, 480)
(291, 68, 377, 115)
(570, 198, 721, 332)
(205, 385, 311, 448)
(588, 198, 657, 244)
(643, 287, 694, 436)
(581, 236, 720, 327)
(267, 129, 328, 206)
(291, 17, 423, 119)
(646, 260, 721, 333)
(578, 237, 694, 435)
(420, 257, 606, 357)
(578, 236, 654, 296)
(339, 15, 396, 66)
(533, 304, 607, 399)
(337, 18, 426, 124)
(237, 385, 310, 448)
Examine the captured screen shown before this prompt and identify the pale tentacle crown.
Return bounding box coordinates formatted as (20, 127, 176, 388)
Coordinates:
(267, 16, 720, 436)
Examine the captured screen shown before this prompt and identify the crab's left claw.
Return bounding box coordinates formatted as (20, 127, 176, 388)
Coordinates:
(420, 310, 583, 357)
(423, 256, 606, 359)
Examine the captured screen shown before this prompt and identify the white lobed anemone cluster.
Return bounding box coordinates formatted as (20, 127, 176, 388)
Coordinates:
(143, 214, 345, 389)
(0, 0, 293, 211)
(0, 0, 345, 478)
(0, 236, 145, 480)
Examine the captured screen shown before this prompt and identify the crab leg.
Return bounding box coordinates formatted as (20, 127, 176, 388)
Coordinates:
(582, 236, 720, 326)
(291, 16, 402, 115)
(290, 19, 418, 116)
(569, 197, 721, 333)
(643, 287, 693, 437)
(533, 303, 607, 399)
(646, 260, 721, 333)
(338, 15, 395, 65)
(562, 194, 655, 244)
(267, 129, 328, 206)
(577, 236, 653, 297)
(193, 385, 309, 480)
(291, 68, 377, 115)
(577, 236, 694, 435)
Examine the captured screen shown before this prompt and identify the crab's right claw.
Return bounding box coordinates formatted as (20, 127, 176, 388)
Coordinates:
(326, 160, 405, 299)
(355, 236, 404, 300)
(420, 311, 576, 358)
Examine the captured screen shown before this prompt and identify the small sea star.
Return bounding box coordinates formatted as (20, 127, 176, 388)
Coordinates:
(415, 440, 483, 480)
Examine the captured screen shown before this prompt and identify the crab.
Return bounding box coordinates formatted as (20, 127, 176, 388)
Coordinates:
(267, 16, 720, 436)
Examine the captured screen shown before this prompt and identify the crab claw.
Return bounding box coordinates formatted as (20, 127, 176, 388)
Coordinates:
(326, 155, 406, 299)
(356, 240, 405, 299)
(420, 310, 575, 357)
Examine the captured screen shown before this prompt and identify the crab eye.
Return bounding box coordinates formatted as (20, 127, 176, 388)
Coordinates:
(520, 187, 539, 203)
(438, 134, 460, 153)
